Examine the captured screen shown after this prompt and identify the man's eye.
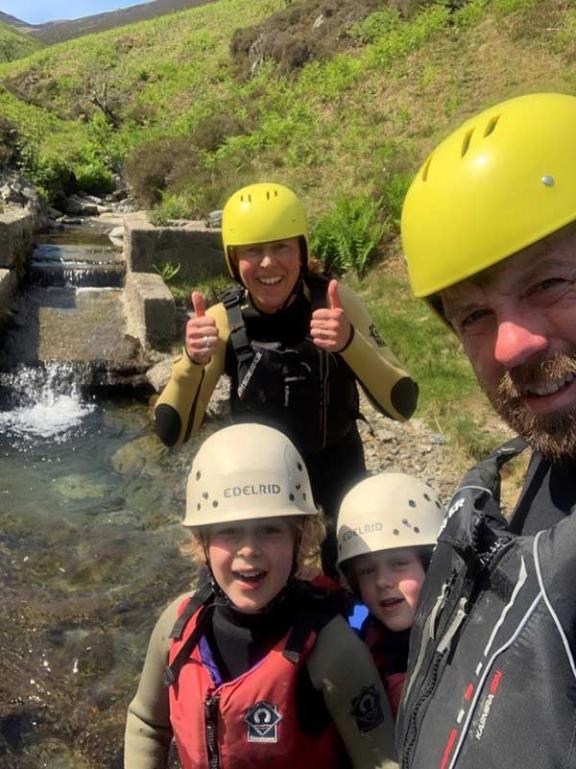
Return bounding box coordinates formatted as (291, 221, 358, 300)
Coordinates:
(358, 566, 375, 577)
(526, 277, 574, 304)
(458, 308, 491, 331)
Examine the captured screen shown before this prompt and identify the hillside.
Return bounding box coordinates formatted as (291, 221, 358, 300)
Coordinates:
(25, 0, 218, 45)
(0, 0, 575, 454)
(0, 11, 31, 29)
(0, 19, 41, 62)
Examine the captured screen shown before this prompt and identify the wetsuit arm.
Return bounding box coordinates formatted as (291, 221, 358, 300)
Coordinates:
(124, 596, 184, 769)
(338, 284, 418, 421)
(154, 304, 229, 447)
(307, 615, 399, 769)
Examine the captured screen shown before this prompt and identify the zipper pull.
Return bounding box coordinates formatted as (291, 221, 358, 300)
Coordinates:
(436, 597, 468, 655)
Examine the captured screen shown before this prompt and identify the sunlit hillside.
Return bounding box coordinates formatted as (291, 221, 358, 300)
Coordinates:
(0, 20, 41, 62)
(0, 0, 572, 458)
(0, 0, 573, 218)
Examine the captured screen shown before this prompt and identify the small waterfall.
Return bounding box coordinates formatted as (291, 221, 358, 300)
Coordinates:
(28, 241, 125, 288)
(0, 362, 95, 444)
(0, 225, 144, 380)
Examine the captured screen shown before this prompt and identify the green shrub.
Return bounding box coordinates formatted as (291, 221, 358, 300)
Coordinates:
(348, 7, 401, 43)
(124, 135, 189, 205)
(74, 160, 115, 195)
(0, 115, 19, 169)
(18, 145, 76, 203)
(149, 192, 195, 225)
(311, 193, 389, 277)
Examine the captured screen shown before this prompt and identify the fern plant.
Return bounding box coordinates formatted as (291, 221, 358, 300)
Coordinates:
(310, 193, 389, 278)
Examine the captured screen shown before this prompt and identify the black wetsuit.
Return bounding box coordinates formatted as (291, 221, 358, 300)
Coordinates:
(509, 453, 576, 534)
(224, 282, 367, 573)
(396, 441, 576, 769)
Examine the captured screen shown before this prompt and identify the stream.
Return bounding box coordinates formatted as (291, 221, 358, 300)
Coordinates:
(0, 225, 196, 769)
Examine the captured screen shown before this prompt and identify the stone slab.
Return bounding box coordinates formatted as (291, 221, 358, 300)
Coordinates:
(0, 286, 142, 367)
(0, 209, 36, 269)
(124, 213, 225, 282)
(124, 271, 176, 350)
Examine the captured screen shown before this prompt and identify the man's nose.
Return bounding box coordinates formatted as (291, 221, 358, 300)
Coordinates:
(494, 317, 549, 368)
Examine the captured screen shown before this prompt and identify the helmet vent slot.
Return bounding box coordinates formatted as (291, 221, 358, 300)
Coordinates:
(421, 155, 432, 182)
(461, 129, 474, 158)
(483, 115, 500, 137)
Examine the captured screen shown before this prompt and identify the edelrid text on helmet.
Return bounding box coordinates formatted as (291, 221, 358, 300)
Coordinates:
(336, 473, 445, 566)
(401, 93, 576, 297)
(184, 423, 317, 527)
(221, 183, 309, 280)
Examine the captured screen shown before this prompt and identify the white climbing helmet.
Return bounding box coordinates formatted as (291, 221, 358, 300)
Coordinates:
(337, 472, 446, 566)
(184, 423, 317, 527)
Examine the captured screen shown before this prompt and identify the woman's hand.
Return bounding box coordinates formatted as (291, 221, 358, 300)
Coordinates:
(185, 291, 219, 364)
(310, 279, 352, 352)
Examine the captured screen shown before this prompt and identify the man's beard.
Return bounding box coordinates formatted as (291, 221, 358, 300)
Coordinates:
(488, 354, 576, 462)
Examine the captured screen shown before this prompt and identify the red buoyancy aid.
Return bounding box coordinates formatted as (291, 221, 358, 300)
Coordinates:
(362, 620, 406, 719)
(167, 598, 345, 769)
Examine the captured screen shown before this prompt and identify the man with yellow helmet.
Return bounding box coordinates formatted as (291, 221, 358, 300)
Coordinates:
(397, 93, 576, 769)
(155, 182, 418, 575)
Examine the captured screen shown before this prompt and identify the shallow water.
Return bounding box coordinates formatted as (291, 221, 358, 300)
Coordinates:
(0, 365, 197, 768)
(0, 223, 195, 767)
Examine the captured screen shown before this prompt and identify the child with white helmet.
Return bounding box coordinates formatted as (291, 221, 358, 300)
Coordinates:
(125, 423, 399, 769)
(336, 473, 446, 717)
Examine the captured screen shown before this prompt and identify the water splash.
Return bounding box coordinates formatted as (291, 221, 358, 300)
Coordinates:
(0, 362, 95, 444)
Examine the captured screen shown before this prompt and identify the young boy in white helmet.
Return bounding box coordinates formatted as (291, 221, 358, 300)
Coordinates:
(124, 423, 398, 769)
(336, 473, 445, 717)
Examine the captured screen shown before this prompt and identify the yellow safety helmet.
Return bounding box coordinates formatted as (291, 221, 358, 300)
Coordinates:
(221, 183, 309, 279)
(401, 93, 576, 298)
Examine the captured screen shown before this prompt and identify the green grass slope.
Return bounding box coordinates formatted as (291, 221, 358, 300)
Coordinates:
(1, 0, 575, 468)
(0, 20, 41, 62)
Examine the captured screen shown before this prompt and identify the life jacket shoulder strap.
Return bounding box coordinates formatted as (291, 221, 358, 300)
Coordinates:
(163, 583, 215, 688)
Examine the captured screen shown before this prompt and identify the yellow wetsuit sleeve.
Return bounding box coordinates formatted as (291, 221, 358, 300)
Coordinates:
(306, 615, 399, 769)
(337, 283, 418, 421)
(154, 303, 229, 447)
(124, 595, 189, 769)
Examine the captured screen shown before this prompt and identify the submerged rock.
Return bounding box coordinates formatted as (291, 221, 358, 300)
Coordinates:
(53, 474, 108, 500)
(110, 433, 167, 477)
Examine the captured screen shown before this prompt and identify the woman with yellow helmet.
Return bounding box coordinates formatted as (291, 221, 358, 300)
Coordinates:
(154, 182, 418, 575)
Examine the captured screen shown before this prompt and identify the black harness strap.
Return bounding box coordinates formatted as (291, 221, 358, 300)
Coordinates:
(221, 287, 253, 364)
(283, 589, 341, 664)
(169, 582, 214, 640)
(163, 585, 216, 688)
